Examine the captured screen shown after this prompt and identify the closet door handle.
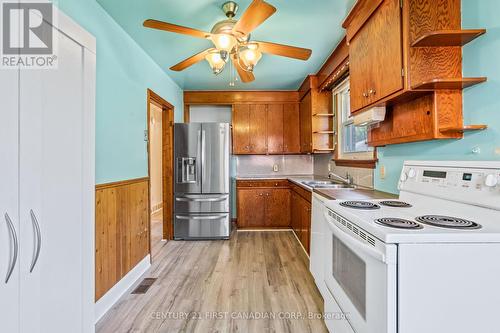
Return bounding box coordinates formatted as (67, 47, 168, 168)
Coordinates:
(29, 210, 42, 273)
(4, 213, 18, 284)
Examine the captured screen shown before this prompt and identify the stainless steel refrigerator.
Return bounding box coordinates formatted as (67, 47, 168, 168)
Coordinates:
(173, 123, 231, 240)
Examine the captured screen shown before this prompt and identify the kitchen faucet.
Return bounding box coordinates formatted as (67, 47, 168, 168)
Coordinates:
(328, 171, 354, 185)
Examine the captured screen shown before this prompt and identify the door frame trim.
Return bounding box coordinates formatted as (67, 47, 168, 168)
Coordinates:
(147, 89, 175, 252)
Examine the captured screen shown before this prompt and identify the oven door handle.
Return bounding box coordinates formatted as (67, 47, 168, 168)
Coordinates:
(324, 212, 387, 263)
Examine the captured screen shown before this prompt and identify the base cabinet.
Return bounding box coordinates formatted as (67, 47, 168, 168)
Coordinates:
(236, 180, 311, 254)
(291, 189, 312, 254)
(236, 181, 291, 228)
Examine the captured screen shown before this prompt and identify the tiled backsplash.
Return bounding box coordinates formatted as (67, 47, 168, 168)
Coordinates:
(313, 154, 374, 188)
(235, 155, 314, 176)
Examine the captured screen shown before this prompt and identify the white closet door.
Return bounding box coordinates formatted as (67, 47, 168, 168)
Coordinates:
(19, 25, 89, 333)
(0, 67, 20, 333)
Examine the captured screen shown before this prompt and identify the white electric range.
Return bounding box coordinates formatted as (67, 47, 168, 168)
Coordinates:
(310, 161, 500, 333)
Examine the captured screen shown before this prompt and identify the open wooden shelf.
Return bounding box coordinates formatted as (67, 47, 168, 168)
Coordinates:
(411, 77, 487, 90)
(313, 131, 335, 134)
(313, 113, 335, 117)
(439, 125, 487, 134)
(411, 29, 486, 47)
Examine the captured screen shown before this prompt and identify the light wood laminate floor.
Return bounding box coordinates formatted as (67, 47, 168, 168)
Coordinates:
(97, 231, 327, 333)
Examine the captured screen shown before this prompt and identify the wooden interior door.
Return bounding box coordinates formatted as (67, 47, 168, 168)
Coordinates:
(267, 104, 284, 154)
(299, 94, 312, 153)
(237, 189, 266, 227)
(232, 104, 251, 154)
(283, 103, 301, 153)
(249, 104, 268, 154)
(265, 189, 291, 227)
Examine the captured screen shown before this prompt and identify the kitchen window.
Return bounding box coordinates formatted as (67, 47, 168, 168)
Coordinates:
(333, 79, 375, 162)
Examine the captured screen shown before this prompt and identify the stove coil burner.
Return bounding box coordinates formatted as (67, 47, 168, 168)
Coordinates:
(339, 201, 381, 210)
(379, 200, 412, 208)
(415, 215, 482, 229)
(375, 218, 423, 229)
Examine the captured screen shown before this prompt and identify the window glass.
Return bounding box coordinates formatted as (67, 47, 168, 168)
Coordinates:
(333, 79, 373, 155)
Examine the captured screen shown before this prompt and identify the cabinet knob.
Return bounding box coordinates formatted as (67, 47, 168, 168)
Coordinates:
(369, 89, 376, 95)
(363, 92, 369, 97)
(259, 193, 263, 196)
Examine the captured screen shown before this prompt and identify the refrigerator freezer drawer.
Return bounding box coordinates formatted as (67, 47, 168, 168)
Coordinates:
(174, 194, 229, 213)
(174, 213, 230, 240)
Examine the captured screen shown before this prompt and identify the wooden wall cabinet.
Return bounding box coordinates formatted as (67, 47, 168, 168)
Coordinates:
(236, 180, 291, 228)
(349, 0, 403, 111)
(232, 103, 301, 155)
(343, 0, 487, 146)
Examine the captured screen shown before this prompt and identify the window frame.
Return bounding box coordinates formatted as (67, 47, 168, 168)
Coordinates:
(332, 78, 377, 168)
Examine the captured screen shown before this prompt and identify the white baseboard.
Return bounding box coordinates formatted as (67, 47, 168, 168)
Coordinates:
(95, 255, 151, 323)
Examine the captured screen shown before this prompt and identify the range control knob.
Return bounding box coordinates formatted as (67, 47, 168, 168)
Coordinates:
(484, 174, 499, 187)
(400, 173, 408, 182)
(408, 168, 417, 178)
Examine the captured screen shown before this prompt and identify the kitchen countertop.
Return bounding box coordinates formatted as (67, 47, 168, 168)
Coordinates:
(235, 175, 397, 199)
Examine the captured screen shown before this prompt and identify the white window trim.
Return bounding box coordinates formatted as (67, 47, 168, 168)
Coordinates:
(333, 78, 375, 161)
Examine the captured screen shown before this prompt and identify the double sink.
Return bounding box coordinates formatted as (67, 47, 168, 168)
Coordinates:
(301, 180, 355, 189)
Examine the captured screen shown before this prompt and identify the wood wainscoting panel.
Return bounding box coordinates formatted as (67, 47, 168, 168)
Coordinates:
(95, 177, 150, 301)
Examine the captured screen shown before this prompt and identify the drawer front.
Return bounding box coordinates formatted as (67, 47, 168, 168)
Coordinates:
(174, 194, 229, 213)
(237, 179, 290, 188)
(174, 213, 230, 239)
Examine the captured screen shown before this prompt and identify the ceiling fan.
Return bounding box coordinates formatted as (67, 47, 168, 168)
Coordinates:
(143, 0, 312, 83)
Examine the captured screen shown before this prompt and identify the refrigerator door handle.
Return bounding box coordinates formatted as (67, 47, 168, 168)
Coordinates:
(175, 214, 227, 220)
(201, 129, 206, 185)
(176, 196, 228, 203)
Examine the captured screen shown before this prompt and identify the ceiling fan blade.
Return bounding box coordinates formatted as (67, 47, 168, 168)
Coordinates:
(143, 19, 210, 39)
(232, 0, 276, 35)
(256, 41, 312, 60)
(170, 49, 211, 71)
(231, 54, 255, 83)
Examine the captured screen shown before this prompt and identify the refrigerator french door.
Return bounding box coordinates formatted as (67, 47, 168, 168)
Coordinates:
(174, 123, 230, 240)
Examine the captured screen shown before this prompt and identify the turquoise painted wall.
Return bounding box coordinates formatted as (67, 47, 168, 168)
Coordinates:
(374, 0, 500, 194)
(56, 0, 184, 184)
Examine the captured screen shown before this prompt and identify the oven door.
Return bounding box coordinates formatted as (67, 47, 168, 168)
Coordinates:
(323, 210, 397, 333)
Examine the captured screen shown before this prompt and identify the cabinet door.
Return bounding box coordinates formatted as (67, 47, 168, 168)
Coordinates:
(349, 0, 403, 112)
(237, 189, 266, 227)
(283, 104, 301, 153)
(267, 104, 284, 154)
(299, 94, 312, 153)
(301, 200, 312, 254)
(368, 0, 403, 104)
(290, 192, 301, 237)
(232, 104, 250, 154)
(19, 26, 95, 333)
(0, 62, 20, 333)
(349, 22, 371, 111)
(249, 104, 268, 154)
(265, 189, 291, 227)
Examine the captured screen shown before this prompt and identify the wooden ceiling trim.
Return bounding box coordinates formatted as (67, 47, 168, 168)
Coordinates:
(316, 36, 349, 87)
(184, 90, 300, 105)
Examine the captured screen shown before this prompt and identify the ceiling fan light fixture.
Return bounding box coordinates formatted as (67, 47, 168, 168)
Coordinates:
(211, 33, 237, 52)
(239, 43, 262, 72)
(205, 49, 226, 75)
